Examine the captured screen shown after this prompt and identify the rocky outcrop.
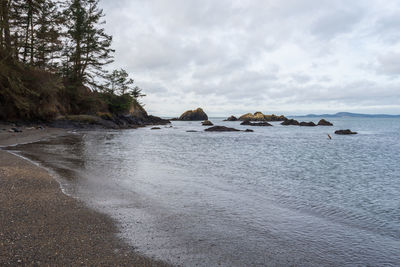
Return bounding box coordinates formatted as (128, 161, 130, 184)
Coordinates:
(224, 115, 238, 121)
(51, 114, 170, 129)
(281, 119, 300, 126)
(239, 112, 287, 121)
(10, 127, 23, 133)
(318, 119, 333, 126)
(204, 126, 240, 132)
(241, 121, 272, 126)
(335, 129, 358, 135)
(178, 108, 208, 121)
(202, 120, 214, 126)
(299, 121, 317, 127)
(281, 119, 317, 126)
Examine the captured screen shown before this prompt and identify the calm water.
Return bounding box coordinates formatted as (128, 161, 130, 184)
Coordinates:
(8, 117, 400, 266)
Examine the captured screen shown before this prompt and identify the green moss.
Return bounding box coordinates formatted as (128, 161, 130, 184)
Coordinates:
(97, 112, 113, 120)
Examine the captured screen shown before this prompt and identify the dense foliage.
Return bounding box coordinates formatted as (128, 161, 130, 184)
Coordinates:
(0, 0, 144, 120)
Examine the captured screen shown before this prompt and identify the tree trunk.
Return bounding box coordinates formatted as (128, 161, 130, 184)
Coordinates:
(23, 1, 32, 63)
(1, 0, 11, 52)
(30, 12, 34, 64)
(0, 1, 4, 48)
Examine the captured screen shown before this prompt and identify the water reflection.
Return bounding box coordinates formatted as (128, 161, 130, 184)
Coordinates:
(6, 118, 400, 267)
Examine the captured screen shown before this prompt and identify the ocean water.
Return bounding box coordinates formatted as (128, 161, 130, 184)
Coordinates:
(8, 117, 400, 266)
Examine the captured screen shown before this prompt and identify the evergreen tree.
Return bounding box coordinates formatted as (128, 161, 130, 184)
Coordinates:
(34, 0, 63, 70)
(8, 0, 42, 63)
(103, 68, 146, 99)
(130, 86, 146, 100)
(63, 0, 114, 88)
(103, 69, 134, 95)
(0, 0, 12, 54)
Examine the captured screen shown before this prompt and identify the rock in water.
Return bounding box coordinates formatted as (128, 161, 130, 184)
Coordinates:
(335, 129, 358, 135)
(10, 128, 22, 133)
(202, 120, 214, 126)
(238, 112, 287, 121)
(151, 127, 161, 130)
(299, 121, 317, 127)
(204, 126, 240, 132)
(244, 129, 254, 132)
(281, 119, 300, 126)
(241, 121, 272, 126)
(318, 119, 333, 126)
(224, 115, 238, 121)
(178, 108, 208, 121)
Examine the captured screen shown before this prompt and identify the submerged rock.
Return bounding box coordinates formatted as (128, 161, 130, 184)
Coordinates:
(281, 119, 300, 126)
(239, 112, 287, 121)
(178, 108, 208, 121)
(186, 130, 198, 132)
(299, 121, 317, 127)
(202, 120, 214, 126)
(335, 129, 358, 135)
(151, 127, 161, 130)
(204, 126, 240, 132)
(241, 121, 272, 126)
(10, 128, 22, 133)
(318, 119, 333, 126)
(224, 115, 238, 121)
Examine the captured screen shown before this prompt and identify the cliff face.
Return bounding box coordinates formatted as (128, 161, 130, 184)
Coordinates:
(129, 100, 148, 119)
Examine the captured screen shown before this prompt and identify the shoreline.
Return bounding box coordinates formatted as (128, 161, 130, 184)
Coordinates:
(0, 125, 167, 266)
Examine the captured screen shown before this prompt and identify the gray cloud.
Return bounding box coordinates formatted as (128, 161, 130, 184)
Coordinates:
(310, 7, 365, 40)
(100, 0, 400, 116)
(377, 52, 400, 75)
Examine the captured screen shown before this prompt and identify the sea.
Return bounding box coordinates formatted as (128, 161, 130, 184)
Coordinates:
(7, 117, 400, 266)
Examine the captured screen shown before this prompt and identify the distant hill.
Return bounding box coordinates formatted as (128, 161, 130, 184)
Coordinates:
(294, 112, 400, 118)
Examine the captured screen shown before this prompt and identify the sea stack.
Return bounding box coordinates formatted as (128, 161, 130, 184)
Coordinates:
(178, 108, 208, 121)
(202, 120, 213, 126)
(281, 119, 300, 126)
(318, 119, 333, 126)
(238, 112, 287, 122)
(224, 115, 238, 121)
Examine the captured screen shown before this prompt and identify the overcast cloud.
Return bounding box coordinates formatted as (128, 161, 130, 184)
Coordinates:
(99, 0, 400, 116)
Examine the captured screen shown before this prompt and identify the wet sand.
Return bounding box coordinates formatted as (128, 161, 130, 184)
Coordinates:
(0, 125, 167, 266)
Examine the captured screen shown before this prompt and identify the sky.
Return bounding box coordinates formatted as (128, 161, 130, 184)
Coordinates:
(99, 0, 400, 116)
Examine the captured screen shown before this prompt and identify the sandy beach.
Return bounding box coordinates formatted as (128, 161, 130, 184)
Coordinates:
(0, 125, 167, 266)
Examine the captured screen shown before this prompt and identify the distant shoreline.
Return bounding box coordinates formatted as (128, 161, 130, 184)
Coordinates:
(0, 125, 167, 266)
(291, 112, 400, 118)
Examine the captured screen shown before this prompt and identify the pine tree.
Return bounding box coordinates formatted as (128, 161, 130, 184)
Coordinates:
(63, 0, 114, 88)
(34, 0, 63, 70)
(0, 0, 12, 54)
(103, 68, 146, 99)
(8, 0, 42, 64)
(130, 86, 146, 100)
(103, 69, 134, 95)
